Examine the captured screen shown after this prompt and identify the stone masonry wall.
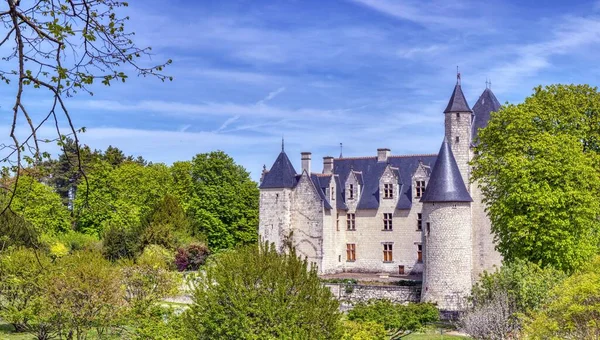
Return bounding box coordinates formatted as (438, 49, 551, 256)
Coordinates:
(259, 188, 292, 251)
(291, 173, 324, 270)
(325, 283, 421, 304)
(470, 182, 502, 280)
(422, 202, 472, 311)
(445, 111, 472, 190)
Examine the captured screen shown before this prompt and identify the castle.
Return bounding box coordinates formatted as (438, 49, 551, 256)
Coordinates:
(258, 77, 502, 310)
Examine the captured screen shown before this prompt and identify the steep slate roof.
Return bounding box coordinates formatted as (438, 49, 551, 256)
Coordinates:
(334, 155, 437, 210)
(471, 88, 501, 141)
(260, 151, 298, 189)
(334, 176, 348, 210)
(420, 140, 472, 203)
(444, 84, 473, 113)
(310, 174, 333, 209)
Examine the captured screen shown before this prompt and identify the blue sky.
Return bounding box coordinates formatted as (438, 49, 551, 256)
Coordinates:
(3, 0, 600, 180)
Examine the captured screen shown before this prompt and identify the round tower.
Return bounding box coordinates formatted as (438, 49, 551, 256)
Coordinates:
(421, 139, 473, 311)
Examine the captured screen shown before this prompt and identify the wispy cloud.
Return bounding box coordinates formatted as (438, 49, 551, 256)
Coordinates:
(256, 87, 286, 106)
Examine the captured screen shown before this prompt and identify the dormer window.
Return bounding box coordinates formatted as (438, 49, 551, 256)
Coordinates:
(384, 183, 393, 199)
(416, 180, 426, 197)
(349, 184, 354, 199)
(331, 186, 335, 200)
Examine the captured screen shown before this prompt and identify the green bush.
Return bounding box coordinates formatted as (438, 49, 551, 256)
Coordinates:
(102, 224, 140, 261)
(138, 244, 175, 270)
(347, 300, 439, 337)
(184, 242, 342, 339)
(342, 320, 387, 340)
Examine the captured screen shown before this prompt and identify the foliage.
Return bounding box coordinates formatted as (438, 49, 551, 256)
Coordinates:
(184, 242, 342, 339)
(75, 162, 173, 235)
(522, 256, 600, 339)
(472, 84, 600, 272)
(0, 0, 170, 209)
(347, 300, 439, 337)
(44, 251, 126, 339)
(342, 320, 387, 340)
(461, 260, 566, 339)
(120, 260, 180, 310)
(188, 151, 259, 250)
(127, 304, 187, 340)
(102, 224, 140, 261)
(8, 175, 71, 235)
(138, 244, 175, 270)
(0, 210, 39, 250)
(174, 243, 210, 272)
(138, 194, 191, 250)
(49, 242, 69, 259)
(0, 248, 51, 332)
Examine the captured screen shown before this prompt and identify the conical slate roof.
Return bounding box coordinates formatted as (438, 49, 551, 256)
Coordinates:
(420, 139, 472, 203)
(471, 88, 501, 141)
(444, 84, 472, 113)
(260, 151, 297, 189)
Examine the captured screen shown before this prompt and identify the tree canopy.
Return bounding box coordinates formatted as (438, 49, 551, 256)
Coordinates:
(472, 84, 600, 272)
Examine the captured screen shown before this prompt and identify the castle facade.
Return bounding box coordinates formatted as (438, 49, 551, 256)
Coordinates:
(258, 79, 502, 310)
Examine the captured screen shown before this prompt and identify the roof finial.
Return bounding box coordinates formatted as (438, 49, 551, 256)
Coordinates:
(339, 142, 343, 158)
(485, 78, 490, 89)
(281, 136, 285, 152)
(456, 66, 461, 85)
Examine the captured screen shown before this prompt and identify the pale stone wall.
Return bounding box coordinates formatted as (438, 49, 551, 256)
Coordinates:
(291, 173, 325, 270)
(470, 182, 502, 280)
(259, 188, 292, 251)
(325, 283, 421, 304)
(445, 111, 472, 189)
(422, 202, 472, 311)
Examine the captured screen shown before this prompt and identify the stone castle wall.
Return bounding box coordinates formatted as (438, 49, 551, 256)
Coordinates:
(422, 202, 472, 311)
(291, 173, 325, 269)
(325, 283, 421, 304)
(445, 111, 472, 188)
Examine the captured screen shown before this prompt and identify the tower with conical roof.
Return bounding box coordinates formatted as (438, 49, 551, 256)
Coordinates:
(258, 143, 297, 250)
(444, 74, 473, 189)
(420, 138, 473, 311)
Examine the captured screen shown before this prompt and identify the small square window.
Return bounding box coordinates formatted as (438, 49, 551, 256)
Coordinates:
(455, 136, 460, 143)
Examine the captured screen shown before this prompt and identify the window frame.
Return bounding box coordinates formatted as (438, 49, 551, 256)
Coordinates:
(383, 183, 394, 199)
(383, 213, 393, 231)
(349, 184, 354, 200)
(383, 243, 393, 262)
(417, 244, 423, 263)
(346, 213, 356, 231)
(417, 213, 422, 231)
(415, 180, 426, 198)
(346, 243, 356, 262)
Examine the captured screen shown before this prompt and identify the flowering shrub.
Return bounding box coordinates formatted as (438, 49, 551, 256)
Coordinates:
(175, 243, 209, 271)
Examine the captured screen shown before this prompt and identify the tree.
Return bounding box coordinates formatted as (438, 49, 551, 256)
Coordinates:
(0, 0, 170, 210)
(138, 194, 191, 250)
(523, 256, 600, 339)
(188, 151, 259, 250)
(0, 247, 51, 332)
(184, 242, 342, 339)
(347, 300, 439, 338)
(472, 84, 600, 272)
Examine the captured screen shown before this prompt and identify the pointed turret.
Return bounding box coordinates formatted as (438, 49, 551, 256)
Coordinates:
(260, 151, 297, 189)
(471, 87, 501, 141)
(444, 83, 472, 113)
(420, 139, 472, 203)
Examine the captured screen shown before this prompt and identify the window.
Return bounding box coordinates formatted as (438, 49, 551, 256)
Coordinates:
(426, 222, 431, 236)
(456, 112, 460, 118)
(383, 213, 393, 230)
(349, 184, 354, 199)
(336, 213, 340, 231)
(416, 180, 426, 197)
(417, 213, 422, 231)
(417, 244, 423, 262)
(347, 213, 356, 231)
(346, 244, 356, 261)
(383, 243, 393, 262)
(455, 136, 460, 143)
(384, 183, 393, 199)
(331, 186, 335, 200)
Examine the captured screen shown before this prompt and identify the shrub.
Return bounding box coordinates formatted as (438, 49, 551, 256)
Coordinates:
(138, 244, 174, 270)
(342, 320, 387, 340)
(49, 242, 69, 258)
(347, 300, 439, 337)
(184, 242, 342, 339)
(102, 224, 140, 261)
(174, 243, 209, 271)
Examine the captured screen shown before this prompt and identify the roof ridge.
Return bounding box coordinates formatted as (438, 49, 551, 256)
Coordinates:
(312, 173, 332, 177)
(336, 156, 376, 160)
(336, 153, 437, 160)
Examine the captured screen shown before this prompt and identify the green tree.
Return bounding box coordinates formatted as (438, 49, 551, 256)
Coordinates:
(347, 300, 439, 337)
(184, 242, 342, 339)
(523, 256, 600, 339)
(138, 194, 191, 250)
(342, 320, 387, 340)
(0, 248, 51, 332)
(472, 84, 600, 272)
(9, 175, 71, 235)
(188, 151, 259, 250)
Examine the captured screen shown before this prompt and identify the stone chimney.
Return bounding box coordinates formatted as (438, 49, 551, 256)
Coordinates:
(301, 152, 312, 174)
(377, 148, 391, 162)
(323, 156, 334, 174)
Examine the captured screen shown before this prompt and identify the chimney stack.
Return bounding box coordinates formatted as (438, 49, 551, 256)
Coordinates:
(301, 152, 312, 174)
(377, 148, 391, 162)
(323, 156, 334, 174)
